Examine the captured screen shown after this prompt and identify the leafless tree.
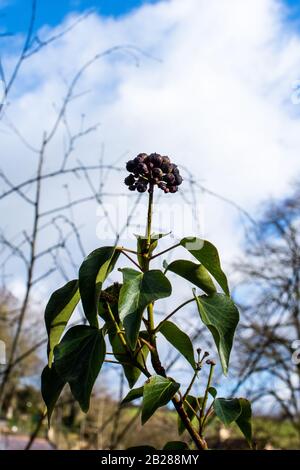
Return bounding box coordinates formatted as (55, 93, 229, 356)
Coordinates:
(232, 180, 300, 438)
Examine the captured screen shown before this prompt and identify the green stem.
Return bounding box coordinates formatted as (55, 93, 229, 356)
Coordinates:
(150, 243, 181, 260)
(146, 183, 154, 252)
(155, 297, 196, 332)
(200, 363, 215, 435)
(183, 369, 198, 401)
(106, 302, 150, 377)
(141, 185, 207, 450)
(120, 250, 142, 271)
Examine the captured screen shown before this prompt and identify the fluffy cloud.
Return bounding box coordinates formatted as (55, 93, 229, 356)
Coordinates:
(2, 0, 300, 280)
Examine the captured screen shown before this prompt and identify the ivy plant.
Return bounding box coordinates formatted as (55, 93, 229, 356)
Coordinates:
(41, 153, 253, 450)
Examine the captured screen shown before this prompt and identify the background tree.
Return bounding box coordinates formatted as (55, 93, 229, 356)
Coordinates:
(233, 180, 300, 437)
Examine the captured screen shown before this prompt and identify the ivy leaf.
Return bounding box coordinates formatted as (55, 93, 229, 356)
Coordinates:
(236, 398, 253, 447)
(44, 280, 80, 367)
(163, 441, 189, 450)
(79, 246, 120, 327)
(213, 397, 253, 447)
(121, 386, 144, 405)
(142, 375, 180, 425)
(41, 365, 66, 427)
(194, 292, 239, 374)
(180, 238, 229, 295)
(213, 398, 241, 426)
(178, 395, 199, 435)
(119, 269, 172, 349)
(166, 260, 216, 295)
(54, 325, 106, 412)
(159, 321, 196, 369)
(208, 387, 217, 398)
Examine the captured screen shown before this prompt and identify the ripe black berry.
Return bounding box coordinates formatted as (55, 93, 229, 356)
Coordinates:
(161, 162, 172, 173)
(174, 174, 183, 185)
(137, 183, 147, 193)
(152, 168, 163, 179)
(169, 185, 178, 193)
(124, 174, 135, 186)
(136, 163, 149, 175)
(149, 153, 163, 167)
(163, 173, 175, 184)
(126, 160, 136, 172)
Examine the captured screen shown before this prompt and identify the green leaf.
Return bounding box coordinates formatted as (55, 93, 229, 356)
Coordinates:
(180, 238, 229, 295)
(236, 398, 253, 447)
(79, 246, 120, 327)
(213, 398, 241, 426)
(142, 375, 180, 425)
(159, 321, 196, 369)
(121, 386, 144, 405)
(54, 325, 106, 412)
(194, 292, 239, 374)
(41, 365, 66, 426)
(45, 280, 80, 367)
(166, 260, 216, 295)
(208, 387, 217, 398)
(178, 395, 199, 435)
(135, 233, 169, 270)
(119, 269, 172, 349)
(163, 441, 189, 450)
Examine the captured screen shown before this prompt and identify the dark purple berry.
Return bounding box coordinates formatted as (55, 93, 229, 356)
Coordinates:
(128, 184, 136, 191)
(149, 153, 163, 167)
(161, 156, 170, 164)
(134, 154, 147, 164)
(126, 160, 136, 172)
(169, 185, 178, 193)
(174, 174, 183, 185)
(161, 162, 172, 173)
(124, 174, 136, 186)
(164, 173, 175, 184)
(136, 162, 149, 175)
(158, 181, 166, 190)
(152, 168, 163, 179)
(136, 153, 147, 161)
(136, 183, 147, 193)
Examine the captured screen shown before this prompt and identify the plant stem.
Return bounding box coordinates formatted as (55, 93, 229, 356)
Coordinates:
(155, 297, 196, 332)
(120, 249, 142, 271)
(142, 186, 207, 450)
(117, 246, 138, 255)
(106, 302, 150, 377)
(150, 243, 181, 260)
(183, 369, 198, 401)
(146, 183, 154, 251)
(200, 362, 215, 435)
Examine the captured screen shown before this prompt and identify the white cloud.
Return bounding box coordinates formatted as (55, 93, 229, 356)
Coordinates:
(2, 0, 300, 280)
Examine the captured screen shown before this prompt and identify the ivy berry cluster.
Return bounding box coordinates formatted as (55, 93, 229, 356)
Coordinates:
(125, 153, 183, 193)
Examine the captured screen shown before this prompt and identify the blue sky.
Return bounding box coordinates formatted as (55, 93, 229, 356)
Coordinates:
(1, 0, 161, 34)
(1, 0, 299, 36)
